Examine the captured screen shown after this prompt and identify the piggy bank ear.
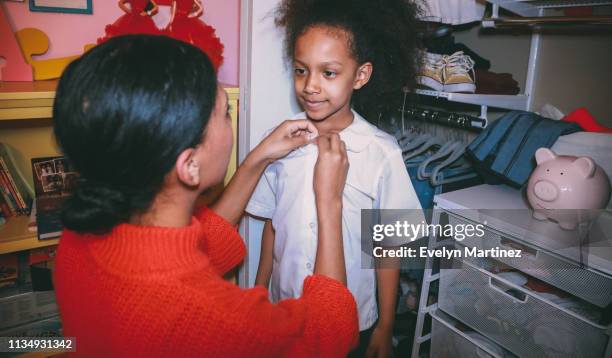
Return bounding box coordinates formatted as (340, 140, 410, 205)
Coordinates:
(535, 148, 557, 164)
(572, 157, 596, 178)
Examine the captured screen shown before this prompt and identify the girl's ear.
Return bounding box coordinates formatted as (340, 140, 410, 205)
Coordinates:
(175, 148, 200, 187)
(353, 62, 373, 90)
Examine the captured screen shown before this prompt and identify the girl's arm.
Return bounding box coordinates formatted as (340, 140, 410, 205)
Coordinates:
(254, 220, 274, 288)
(366, 267, 399, 357)
(211, 119, 317, 226)
(312, 134, 348, 285)
(376, 267, 399, 330)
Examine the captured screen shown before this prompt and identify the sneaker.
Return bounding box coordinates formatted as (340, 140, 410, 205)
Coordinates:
(416, 51, 445, 91)
(442, 51, 476, 93)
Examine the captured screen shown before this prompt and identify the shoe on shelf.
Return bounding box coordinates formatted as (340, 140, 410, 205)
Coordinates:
(416, 51, 445, 91)
(442, 51, 476, 93)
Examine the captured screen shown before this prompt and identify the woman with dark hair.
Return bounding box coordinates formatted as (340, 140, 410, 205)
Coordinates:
(53, 35, 357, 357)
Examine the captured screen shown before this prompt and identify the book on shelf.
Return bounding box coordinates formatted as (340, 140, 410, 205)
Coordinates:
(28, 198, 37, 232)
(0, 143, 34, 216)
(0, 193, 13, 218)
(0, 166, 20, 216)
(32, 156, 78, 241)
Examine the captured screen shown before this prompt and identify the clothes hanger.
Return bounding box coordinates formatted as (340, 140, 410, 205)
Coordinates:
(398, 130, 421, 148)
(401, 133, 432, 154)
(417, 141, 460, 180)
(403, 135, 445, 161)
(430, 143, 478, 186)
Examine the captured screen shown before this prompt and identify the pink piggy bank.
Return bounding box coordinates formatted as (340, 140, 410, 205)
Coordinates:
(527, 148, 611, 230)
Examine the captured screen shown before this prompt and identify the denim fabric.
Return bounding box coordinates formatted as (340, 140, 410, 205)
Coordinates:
(466, 111, 581, 187)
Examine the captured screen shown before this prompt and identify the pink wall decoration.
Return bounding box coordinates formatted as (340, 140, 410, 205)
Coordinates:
(1, 0, 239, 85)
(0, 5, 33, 81)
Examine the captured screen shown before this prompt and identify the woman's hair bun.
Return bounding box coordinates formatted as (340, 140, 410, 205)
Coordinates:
(62, 180, 131, 234)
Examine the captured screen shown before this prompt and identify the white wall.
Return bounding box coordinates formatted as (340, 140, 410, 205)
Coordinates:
(238, 0, 300, 287)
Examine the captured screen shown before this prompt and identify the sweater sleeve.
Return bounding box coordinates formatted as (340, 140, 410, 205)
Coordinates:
(189, 273, 359, 357)
(194, 206, 246, 275)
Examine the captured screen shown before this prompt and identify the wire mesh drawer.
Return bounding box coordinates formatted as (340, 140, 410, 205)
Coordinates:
(448, 213, 612, 307)
(431, 309, 517, 358)
(438, 258, 610, 358)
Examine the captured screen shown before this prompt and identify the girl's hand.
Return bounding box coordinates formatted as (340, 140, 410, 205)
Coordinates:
(365, 325, 393, 358)
(313, 133, 348, 203)
(252, 119, 318, 164)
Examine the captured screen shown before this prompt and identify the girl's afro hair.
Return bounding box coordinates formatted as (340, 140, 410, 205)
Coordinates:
(276, 0, 423, 121)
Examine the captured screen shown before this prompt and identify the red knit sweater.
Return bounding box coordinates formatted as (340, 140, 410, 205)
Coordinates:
(54, 207, 359, 357)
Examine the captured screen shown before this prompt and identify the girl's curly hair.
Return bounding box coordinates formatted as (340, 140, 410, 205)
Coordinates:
(276, 0, 422, 121)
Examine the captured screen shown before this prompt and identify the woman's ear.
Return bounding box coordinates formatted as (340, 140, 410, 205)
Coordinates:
(353, 62, 373, 90)
(175, 148, 200, 187)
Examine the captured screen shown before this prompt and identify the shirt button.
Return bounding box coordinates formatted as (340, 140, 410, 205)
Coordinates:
(306, 262, 312, 269)
(309, 222, 315, 228)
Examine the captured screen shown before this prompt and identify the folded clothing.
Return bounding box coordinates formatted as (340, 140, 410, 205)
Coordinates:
(475, 69, 520, 95)
(466, 111, 582, 187)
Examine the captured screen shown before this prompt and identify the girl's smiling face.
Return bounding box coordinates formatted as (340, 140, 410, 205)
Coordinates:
(293, 26, 371, 128)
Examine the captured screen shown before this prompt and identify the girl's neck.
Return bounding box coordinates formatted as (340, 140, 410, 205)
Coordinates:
(310, 106, 354, 135)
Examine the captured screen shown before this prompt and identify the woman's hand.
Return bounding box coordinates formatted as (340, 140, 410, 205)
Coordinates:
(314, 133, 348, 204)
(251, 119, 318, 165)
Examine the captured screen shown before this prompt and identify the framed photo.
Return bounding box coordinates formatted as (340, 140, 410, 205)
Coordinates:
(33, 160, 56, 180)
(29, 0, 92, 14)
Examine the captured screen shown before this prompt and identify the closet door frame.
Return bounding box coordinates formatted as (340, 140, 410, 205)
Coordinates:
(238, 0, 300, 288)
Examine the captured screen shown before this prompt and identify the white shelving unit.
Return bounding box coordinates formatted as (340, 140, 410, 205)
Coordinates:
(416, 0, 612, 120)
(414, 89, 529, 119)
(411, 185, 612, 358)
(487, 0, 612, 18)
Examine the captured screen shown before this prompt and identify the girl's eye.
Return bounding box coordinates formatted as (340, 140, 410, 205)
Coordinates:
(324, 71, 337, 78)
(294, 68, 306, 75)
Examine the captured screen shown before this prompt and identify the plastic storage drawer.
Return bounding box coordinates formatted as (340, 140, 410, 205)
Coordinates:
(448, 213, 612, 308)
(438, 258, 610, 358)
(431, 309, 517, 358)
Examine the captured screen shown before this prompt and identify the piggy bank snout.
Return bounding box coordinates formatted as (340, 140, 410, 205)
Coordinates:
(533, 180, 559, 202)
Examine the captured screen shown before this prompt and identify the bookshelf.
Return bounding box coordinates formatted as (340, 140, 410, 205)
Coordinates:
(0, 80, 240, 254)
(0, 216, 58, 255)
(0, 80, 56, 121)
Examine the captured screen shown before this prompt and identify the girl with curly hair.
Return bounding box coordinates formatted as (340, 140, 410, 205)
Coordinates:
(246, 0, 424, 357)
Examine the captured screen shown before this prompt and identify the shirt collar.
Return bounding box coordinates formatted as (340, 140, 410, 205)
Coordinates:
(290, 109, 376, 153)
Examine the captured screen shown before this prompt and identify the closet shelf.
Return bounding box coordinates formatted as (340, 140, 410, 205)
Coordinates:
(486, 0, 612, 17)
(0, 216, 58, 255)
(413, 89, 528, 111)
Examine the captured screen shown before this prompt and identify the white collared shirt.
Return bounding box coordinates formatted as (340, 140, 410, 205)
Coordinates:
(246, 110, 423, 330)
